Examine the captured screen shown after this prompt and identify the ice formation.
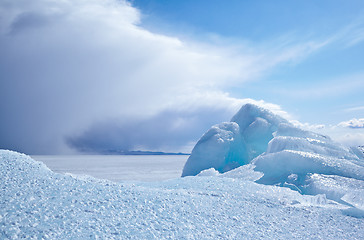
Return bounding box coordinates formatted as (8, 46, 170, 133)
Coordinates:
(182, 104, 290, 176)
(182, 103, 363, 177)
(182, 103, 364, 211)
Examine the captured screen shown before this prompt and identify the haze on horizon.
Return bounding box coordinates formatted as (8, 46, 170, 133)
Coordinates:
(0, 0, 363, 154)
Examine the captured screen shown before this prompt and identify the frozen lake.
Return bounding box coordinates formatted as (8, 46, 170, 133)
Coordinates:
(31, 155, 189, 182)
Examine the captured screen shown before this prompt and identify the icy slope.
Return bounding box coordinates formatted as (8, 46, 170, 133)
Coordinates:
(1, 150, 363, 239)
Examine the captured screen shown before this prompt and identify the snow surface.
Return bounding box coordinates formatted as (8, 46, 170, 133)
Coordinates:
(1, 149, 364, 239)
(1, 103, 364, 238)
(31, 155, 188, 182)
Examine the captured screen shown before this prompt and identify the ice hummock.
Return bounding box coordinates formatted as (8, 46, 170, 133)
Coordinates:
(182, 103, 364, 212)
(182, 103, 363, 177)
(181, 121, 247, 176)
(182, 104, 291, 176)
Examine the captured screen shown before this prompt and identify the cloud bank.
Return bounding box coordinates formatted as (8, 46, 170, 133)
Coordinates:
(66, 97, 291, 153)
(338, 118, 364, 129)
(0, 0, 361, 154)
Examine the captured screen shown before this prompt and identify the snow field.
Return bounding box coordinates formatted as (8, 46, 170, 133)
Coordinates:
(1, 150, 364, 239)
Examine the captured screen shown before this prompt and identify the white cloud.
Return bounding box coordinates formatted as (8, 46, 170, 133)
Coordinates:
(338, 118, 364, 129)
(325, 128, 364, 147)
(346, 28, 364, 47)
(277, 117, 364, 148)
(299, 119, 364, 147)
(291, 121, 326, 131)
(344, 105, 364, 112)
(0, 0, 345, 154)
(338, 17, 364, 48)
(272, 72, 364, 99)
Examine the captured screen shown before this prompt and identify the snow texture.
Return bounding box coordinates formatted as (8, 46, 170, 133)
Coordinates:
(31, 155, 188, 182)
(1, 150, 364, 239)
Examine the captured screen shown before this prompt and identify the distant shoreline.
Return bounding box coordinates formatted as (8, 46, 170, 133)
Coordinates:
(29, 152, 190, 156)
(107, 151, 190, 156)
(77, 150, 191, 156)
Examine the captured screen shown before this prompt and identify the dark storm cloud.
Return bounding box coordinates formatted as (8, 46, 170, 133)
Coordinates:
(10, 12, 51, 34)
(66, 107, 235, 154)
(0, 0, 248, 154)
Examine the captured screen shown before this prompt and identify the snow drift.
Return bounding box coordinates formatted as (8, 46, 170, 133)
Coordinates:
(1, 150, 364, 239)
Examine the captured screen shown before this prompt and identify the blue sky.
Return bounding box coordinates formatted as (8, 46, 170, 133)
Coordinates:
(0, 0, 363, 154)
(133, 0, 362, 40)
(132, 0, 364, 124)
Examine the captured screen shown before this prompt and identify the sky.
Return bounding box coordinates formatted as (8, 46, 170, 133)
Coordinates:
(0, 0, 363, 154)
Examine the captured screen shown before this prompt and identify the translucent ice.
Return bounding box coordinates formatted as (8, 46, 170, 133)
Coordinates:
(182, 103, 364, 213)
(182, 122, 247, 176)
(182, 104, 290, 177)
(182, 103, 363, 178)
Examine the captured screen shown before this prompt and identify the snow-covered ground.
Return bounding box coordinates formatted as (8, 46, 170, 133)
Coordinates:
(1, 150, 363, 239)
(31, 155, 188, 182)
(1, 104, 364, 239)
